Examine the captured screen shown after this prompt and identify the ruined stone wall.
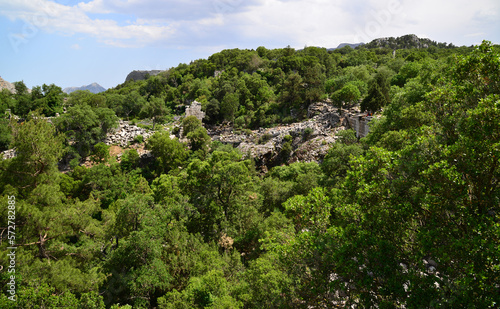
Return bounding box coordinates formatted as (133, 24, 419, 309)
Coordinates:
(345, 113, 372, 138)
(185, 101, 205, 121)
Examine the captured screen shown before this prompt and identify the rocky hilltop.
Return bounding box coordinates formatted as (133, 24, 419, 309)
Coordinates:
(0, 76, 16, 93)
(125, 70, 165, 82)
(63, 82, 106, 94)
(363, 34, 452, 49)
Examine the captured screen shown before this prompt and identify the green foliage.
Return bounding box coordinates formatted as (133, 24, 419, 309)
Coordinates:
(331, 82, 361, 109)
(186, 127, 211, 156)
(280, 134, 293, 160)
(284, 187, 332, 232)
(133, 134, 144, 144)
(220, 92, 239, 122)
(120, 149, 140, 171)
(91, 142, 110, 163)
(140, 96, 169, 130)
(258, 133, 272, 144)
(303, 127, 314, 139)
(55, 103, 118, 157)
(7, 82, 64, 117)
(147, 131, 189, 174)
(391, 61, 422, 87)
(0, 118, 13, 151)
(1, 40, 497, 309)
(0, 115, 64, 193)
(361, 66, 394, 112)
(182, 115, 202, 137)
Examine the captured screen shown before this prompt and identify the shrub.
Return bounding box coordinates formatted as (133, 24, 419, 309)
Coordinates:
(69, 155, 81, 169)
(133, 134, 144, 144)
(258, 133, 273, 144)
(120, 149, 140, 170)
(303, 127, 314, 139)
(280, 135, 294, 160)
(91, 142, 110, 163)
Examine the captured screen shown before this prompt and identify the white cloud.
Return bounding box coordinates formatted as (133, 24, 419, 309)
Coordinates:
(0, 0, 498, 50)
(77, 0, 113, 14)
(70, 43, 81, 49)
(0, 0, 175, 47)
(223, 0, 500, 47)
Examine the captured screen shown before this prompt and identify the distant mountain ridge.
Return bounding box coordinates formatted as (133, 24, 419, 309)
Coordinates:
(328, 43, 364, 51)
(63, 82, 106, 94)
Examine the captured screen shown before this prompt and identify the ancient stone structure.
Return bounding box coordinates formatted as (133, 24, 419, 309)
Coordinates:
(345, 112, 372, 138)
(209, 102, 344, 169)
(185, 100, 205, 121)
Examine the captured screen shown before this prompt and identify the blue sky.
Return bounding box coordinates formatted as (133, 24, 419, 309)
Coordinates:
(1, 0, 499, 90)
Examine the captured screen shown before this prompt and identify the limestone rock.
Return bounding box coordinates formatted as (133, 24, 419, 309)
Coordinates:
(1, 149, 16, 160)
(0, 76, 16, 94)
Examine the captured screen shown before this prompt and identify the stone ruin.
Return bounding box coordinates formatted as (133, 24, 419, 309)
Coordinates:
(345, 112, 372, 138)
(184, 100, 205, 121)
(208, 102, 345, 168)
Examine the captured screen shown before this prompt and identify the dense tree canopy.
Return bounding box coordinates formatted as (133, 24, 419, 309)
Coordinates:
(0, 39, 499, 308)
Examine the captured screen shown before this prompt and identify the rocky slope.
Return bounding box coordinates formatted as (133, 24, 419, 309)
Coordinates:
(0, 76, 16, 93)
(100, 101, 364, 171)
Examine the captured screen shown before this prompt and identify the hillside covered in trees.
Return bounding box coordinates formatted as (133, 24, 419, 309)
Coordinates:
(0, 36, 499, 308)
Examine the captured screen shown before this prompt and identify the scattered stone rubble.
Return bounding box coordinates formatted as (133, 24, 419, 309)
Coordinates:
(1, 101, 374, 167)
(209, 102, 351, 167)
(103, 120, 153, 147)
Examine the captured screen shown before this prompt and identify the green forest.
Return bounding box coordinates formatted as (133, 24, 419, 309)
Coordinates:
(0, 35, 499, 308)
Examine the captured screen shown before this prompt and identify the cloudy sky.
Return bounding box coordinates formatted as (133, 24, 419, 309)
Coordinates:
(0, 0, 499, 89)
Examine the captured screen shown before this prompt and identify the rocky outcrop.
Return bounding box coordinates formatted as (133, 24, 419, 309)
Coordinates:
(125, 70, 165, 82)
(364, 34, 439, 50)
(0, 76, 16, 94)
